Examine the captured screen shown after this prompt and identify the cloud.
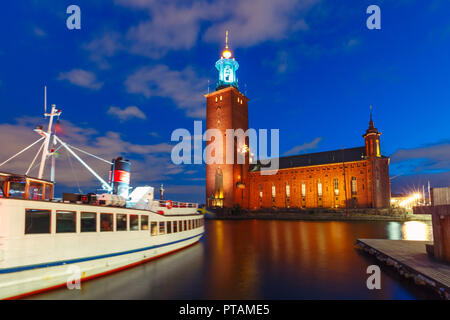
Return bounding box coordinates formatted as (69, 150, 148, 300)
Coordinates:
(84, 0, 318, 62)
(282, 137, 322, 156)
(390, 171, 450, 194)
(107, 106, 147, 121)
(33, 27, 47, 37)
(83, 32, 123, 69)
(202, 0, 315, 47)
(125, 65, 207, 118)
(58, 69, 103, 90)
(390, 141, 450, 173)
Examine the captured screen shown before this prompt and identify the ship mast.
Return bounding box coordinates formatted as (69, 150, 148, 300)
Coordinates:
(0, 87, 114, 193)
(38, 103, 60, 180)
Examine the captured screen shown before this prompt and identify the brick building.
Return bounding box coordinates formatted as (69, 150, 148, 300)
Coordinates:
(205, 35, 391, 210)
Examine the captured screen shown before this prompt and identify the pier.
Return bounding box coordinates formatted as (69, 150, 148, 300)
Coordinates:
(355, 239, 450, 299)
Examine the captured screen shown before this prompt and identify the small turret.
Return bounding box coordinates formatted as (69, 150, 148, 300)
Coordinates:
(362, 107, 381, 158)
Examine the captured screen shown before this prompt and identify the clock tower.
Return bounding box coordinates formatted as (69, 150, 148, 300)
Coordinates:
(205, 32, 249, 209)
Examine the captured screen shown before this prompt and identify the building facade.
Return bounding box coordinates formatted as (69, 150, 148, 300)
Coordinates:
(205, 36, 391, 210)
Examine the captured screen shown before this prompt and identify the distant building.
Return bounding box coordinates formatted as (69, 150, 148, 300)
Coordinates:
(205, 34, 391, 209)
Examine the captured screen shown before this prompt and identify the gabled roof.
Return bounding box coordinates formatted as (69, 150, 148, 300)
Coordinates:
(250, 146, 372, 172)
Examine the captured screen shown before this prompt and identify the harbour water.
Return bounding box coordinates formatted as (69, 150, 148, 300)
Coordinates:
(28, 219, 437, 300)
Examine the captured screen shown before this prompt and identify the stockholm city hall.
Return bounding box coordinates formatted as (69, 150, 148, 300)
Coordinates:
(205, 34, 391, 210)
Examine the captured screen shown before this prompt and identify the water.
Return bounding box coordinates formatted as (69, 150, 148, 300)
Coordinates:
(28, 219, 437, 300)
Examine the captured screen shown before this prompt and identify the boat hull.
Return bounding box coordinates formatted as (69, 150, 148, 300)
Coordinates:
(0, 198, 204, 299)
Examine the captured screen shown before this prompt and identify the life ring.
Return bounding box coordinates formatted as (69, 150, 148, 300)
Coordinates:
(165, 200, 173, 209)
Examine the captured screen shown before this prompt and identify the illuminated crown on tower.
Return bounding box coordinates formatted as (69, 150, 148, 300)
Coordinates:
(215, 30, 239, 90)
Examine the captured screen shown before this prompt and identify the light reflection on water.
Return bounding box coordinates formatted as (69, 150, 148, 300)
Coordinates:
(386, 221, 433, 241)
(29, 219, 436, 300)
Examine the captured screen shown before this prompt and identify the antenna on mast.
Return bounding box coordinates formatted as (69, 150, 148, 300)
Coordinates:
(44, 86, 47, 115)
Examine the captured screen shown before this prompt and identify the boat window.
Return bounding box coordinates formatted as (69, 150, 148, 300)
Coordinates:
(173, 220, 178, 233)
(44, 184, 52, 201)
(167, 221, 172, 234)
(25, 209, 51, 234)
(159, 222, 165, 235)
(184, 220, 187, 231)
(81, 212, 97, 232)
(29, 181, 44, 200)
(0, 176, 6, 197)
(140, 215, 149, 230)
(150, 222, 157, 236)
(116, 214, 127, 231)
(9, 179, 26, 199)
(130, 215, 139, 231)
(56, 211, 76, 233)
(101, 213, 113, 232)
(179, 221, 183, 232)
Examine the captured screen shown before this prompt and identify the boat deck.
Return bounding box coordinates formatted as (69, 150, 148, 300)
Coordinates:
(355, 239, 450, 299)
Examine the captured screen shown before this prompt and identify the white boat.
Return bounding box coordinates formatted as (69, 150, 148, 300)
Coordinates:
(0, 97, 203, 299)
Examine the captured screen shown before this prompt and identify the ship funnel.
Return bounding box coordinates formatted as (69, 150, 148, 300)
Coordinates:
(109, 157, 131, 198)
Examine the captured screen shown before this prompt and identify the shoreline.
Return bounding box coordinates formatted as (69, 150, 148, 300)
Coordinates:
(206, 212, 431, 222)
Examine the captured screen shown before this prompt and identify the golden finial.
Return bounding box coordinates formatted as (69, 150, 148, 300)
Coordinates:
(222, 30, 232, 59)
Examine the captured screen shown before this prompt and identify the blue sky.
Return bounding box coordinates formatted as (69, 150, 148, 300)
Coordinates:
(0, 0, 449, 202)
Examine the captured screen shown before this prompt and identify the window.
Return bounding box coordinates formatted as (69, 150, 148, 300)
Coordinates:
(179, 221, 183, 232)
(25, 209, 50, 234)
(56, 211, 76, 233)
(130, 215, 139, 231)
(116, 214, 127, 231)
(301, 182, 306, 197)
(141, 215, 149, 230)
(81, 212, 96, 232)
(272, 184, 276, 198)
(44, 184, 52, 200)
(259, 184, 263, 200)
(159, 222, 165, 234)
(317, 179, 323, 197)
(351, 177, 357, 195)
(151, 222, 157, 235)
(9, 180, 26, 198)
(286, 183, 290, 198)
(173, 220, 178, 233)
(101, 213, 113, 232)
(334, 178, 339, 196)
(28, 181, 44, 200)
(184, 220, 187, 231)
(167, 221, 172, 234)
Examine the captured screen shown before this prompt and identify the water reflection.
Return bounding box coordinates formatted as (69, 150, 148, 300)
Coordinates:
(30, 219, 435, 300)
(386, 221, 432, 241)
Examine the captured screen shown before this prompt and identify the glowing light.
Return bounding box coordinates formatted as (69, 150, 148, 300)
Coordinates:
(391, 192, 422, 209)
(222, 50, 232, 59)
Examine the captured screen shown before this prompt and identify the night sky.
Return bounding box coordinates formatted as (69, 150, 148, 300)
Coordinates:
(0, 0, 449, 203)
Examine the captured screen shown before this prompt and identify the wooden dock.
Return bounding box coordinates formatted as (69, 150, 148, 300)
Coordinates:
(355, 239, 450, 299)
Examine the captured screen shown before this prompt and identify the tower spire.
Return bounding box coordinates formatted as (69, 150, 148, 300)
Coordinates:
(215, 30, 239, 90)
(225, 30, 229, 49)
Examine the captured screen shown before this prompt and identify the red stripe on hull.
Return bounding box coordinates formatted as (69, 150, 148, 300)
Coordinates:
(5, 239, 200, 300)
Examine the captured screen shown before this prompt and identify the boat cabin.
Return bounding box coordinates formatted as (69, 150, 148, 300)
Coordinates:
(0, 172, 53, 201)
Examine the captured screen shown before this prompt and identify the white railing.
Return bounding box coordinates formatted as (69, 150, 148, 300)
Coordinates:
(157, 200, 198, 209)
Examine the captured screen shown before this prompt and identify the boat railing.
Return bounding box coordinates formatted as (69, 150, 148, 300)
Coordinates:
(157, 200, 198, 209)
